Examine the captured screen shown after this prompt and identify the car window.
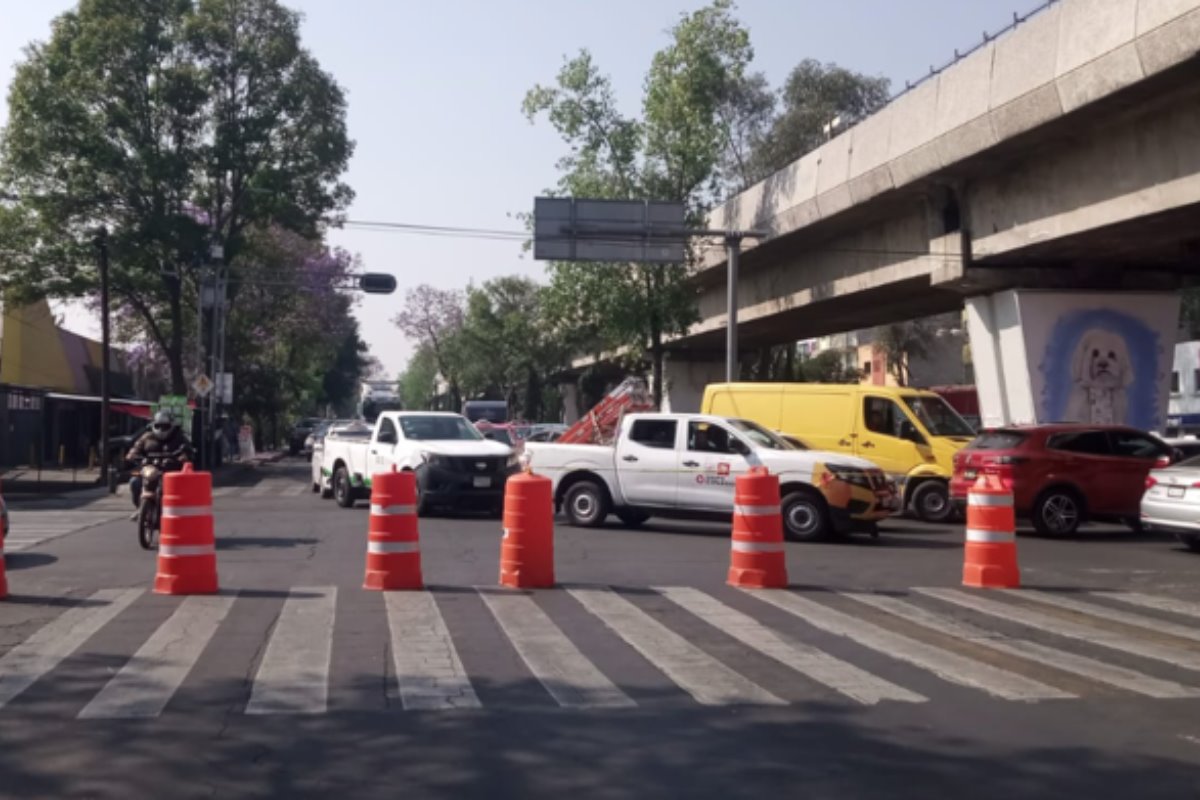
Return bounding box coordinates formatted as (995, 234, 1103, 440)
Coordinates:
(628, 419, 677, 449)
(968, 431, 1028, 450)
(902, 396, 975, 437)
(727, 419, 790, 450)
(1109, 431, 1167, 460)
(688, 422, 735, 453)
(398, 415, 482, 441)
(377, 418, 398, 443)
(1047, 430, 1112, 456)
(863, 397, 907, 438)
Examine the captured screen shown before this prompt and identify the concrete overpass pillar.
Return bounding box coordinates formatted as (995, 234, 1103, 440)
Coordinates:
(965, 290, 1180, 431)
(662, 356, 725, 414)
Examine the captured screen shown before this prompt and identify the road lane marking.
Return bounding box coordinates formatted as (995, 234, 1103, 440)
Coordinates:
(245, 587, 336, 715)
(567, 586, 786, 706)
(1093, 592, 1200, 622)
(243, 483, 277, 497)
(78, 594, 236, 719)
(211, 487, 238, 497)
(386, 592, 481, 710)
(0, 589, 144, 709)
(1019, 590, 1200, 645)
(478, 591, 635, 708)
(282, 484, 308, 497)
(656, 587, 925, 705)
(917, 588, 1200, 672)
(846, 592, 1200, 699)
(747, 590, 1073, 701)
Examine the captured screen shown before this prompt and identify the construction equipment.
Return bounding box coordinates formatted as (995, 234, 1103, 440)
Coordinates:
(558, 378, 655, 446)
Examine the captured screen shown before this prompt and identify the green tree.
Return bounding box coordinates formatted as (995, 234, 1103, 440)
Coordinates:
(796, 348, 862, 383)
(393, 285, 465, 410)
(877, 320, 938, 387)
(0, 0, 353, 393)
(750, 59, 890, 180)
(525, 1, 752, 405)
(398, 343, 439, 411)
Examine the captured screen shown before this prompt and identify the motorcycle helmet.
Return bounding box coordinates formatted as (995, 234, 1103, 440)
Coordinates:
(152, 410, 175, 440)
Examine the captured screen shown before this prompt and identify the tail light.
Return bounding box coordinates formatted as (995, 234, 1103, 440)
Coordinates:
(1155, 455, 1171, 468)
(1145, 475, 1158, 490)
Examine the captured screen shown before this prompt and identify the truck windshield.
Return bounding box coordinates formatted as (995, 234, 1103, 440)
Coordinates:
(727, 419, 790, 450)
(902, 396, 975, 438)
(399, 415, 483, 441)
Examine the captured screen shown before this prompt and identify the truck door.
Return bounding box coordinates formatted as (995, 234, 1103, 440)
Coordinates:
(614, 418, 681, 507)
(676, 420, 751, 511)
(856, 395, 930, 481)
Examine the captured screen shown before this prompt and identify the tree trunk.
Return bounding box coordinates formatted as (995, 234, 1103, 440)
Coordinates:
(650, 339, 665, 410)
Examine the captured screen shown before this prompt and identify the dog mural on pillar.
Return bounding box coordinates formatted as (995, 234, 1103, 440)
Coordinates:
(1064, 329, 1133, 424)
(1024, 293, 1180, 432)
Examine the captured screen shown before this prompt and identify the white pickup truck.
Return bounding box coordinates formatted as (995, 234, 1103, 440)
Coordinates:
(525, 412, 895, 541)
(318, 411, 519, 514)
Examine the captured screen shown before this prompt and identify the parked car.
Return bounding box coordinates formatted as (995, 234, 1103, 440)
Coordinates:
(289, 417, 323, 455)
(525, 412, 897, 541)
(703, 383, 974, 523)
(951, 424, 1173, 536)
(318, 411, 517, 514)
(1159, 436, 1200, 461)
(1140, 455, 1200, 552)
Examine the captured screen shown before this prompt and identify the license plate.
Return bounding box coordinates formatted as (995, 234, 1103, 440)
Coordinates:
(964, 470, 977, 480)
(473, 476, 492, 488)
(1169, 486, 1185, 498)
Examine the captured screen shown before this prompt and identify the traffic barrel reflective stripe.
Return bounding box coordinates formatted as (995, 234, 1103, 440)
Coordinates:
(965, 529, 1017, 544)
(368, 540, 421, 554)
(370, 504, 417, 516)
(154, 464, 219, 596)
(364, 471, 423, 591)
(961, 473, 1020, 589)
(728, 466, 788, 589)
(159, 544, 217, 557)
(499, 470, 555, 589)
(161, 505, 212, 518)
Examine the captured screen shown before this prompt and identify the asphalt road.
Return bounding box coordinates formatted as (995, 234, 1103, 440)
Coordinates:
(2, 458, 1199, 799)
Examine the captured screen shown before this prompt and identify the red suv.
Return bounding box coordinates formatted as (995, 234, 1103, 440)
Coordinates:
(951, 425, 1172, 536)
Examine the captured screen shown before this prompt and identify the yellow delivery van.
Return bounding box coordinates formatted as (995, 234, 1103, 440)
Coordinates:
(701, 383, 975, 522)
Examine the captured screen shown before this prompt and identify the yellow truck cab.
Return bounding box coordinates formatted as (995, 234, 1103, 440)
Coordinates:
(701, 383, 975, 522)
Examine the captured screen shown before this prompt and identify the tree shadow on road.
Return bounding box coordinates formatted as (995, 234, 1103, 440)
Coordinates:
(3, 552, 58, 570)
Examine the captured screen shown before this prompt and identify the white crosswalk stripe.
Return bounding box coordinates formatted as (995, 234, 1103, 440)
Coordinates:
(567, 586, 787, 706)
(0, 589, 144, 709)
(1019, 590, 1200, 644)
(480, 590, 634, 708)
(656, 586, 926, 705)
(917, 588, 1200, 673)
(4, 585, 1200, 720)
(78, 594, 237, 719)
(846, 592, 1200, 700)
(4, 511, 125, 552)
(245, 587, 337, 715)
(747, 590, 1074, 701)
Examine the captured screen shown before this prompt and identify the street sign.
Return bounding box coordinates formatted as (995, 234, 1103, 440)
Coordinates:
(533, 197, 686, 264)
(216, 372, 233, 404)
(192, 374, 213, 398)
(155, 395, 190, 425)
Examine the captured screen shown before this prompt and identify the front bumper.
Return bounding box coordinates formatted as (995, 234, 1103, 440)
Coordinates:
(417, 463, 517, 506)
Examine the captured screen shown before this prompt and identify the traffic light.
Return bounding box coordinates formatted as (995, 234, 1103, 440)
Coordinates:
(358, 273, 397, 294)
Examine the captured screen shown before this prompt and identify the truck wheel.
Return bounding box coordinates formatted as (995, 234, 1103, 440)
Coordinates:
(616, 508, 651, 528)
(781, 489, 831, 542)
(334, 467, 356, 509)
(911, 481, 953, 524)
(564, 481, 610, 528)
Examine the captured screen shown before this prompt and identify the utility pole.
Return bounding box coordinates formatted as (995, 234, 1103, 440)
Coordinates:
(93, 228, 113, 492)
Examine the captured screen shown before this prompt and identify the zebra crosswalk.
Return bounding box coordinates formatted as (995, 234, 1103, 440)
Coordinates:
(4, 510, 127, 552)
(2, 584, 1200, 721)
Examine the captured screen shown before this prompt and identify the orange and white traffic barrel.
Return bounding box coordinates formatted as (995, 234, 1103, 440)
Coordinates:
(727, 466, 788, 589)
(363, 470, 423, 591)
(962, 472, 1020, 589)
(154, 464, 219, 595)
(499, 468, 555, 589)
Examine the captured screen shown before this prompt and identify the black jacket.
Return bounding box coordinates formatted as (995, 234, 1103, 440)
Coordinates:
(126, 427, 193, 465)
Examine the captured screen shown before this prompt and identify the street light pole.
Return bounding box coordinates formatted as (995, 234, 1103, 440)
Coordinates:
(93, 227, 113, 492)
(725, 234, 743, 384)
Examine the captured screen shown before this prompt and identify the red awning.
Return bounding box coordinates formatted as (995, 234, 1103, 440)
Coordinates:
(112, 403, 153, 420)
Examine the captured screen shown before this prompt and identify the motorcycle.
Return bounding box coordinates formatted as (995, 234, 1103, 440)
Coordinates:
(132, 448, 191, 550)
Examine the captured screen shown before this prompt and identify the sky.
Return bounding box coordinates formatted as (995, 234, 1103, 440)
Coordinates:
(0, 0, 1026, 379)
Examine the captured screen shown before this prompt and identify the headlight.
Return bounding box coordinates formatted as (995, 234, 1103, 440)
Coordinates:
(421, 451, 450, 467)
(827, 465, 872, 488)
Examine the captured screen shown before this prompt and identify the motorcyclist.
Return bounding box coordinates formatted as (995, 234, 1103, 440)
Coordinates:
(127, 410, 193, 518)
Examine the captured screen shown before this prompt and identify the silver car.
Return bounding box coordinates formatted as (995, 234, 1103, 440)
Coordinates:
(1141, 455, 1200, 552)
